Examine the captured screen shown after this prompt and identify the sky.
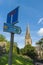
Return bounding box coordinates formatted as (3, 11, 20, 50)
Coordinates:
(0, 0, 43, 48)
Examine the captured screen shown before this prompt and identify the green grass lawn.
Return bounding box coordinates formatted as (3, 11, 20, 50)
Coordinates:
(0, 54, 34, 65)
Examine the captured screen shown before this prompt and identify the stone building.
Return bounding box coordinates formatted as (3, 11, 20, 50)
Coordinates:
(25, 25, 43, 59)
(35, 45, 43, 59)
(0, 42, 7, 54)
(0, 42, 7, 47)
(25, 25, 32, 45)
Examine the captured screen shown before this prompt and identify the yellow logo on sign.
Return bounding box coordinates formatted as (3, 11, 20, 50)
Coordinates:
(4, 26, 8, 29)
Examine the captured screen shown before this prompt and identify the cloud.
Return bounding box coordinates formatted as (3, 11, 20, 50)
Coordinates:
(37, 28, 43, 36)
(38, 18, 43, 24)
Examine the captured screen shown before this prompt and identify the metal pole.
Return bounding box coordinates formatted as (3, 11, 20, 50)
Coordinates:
(8, 33, 14, 65)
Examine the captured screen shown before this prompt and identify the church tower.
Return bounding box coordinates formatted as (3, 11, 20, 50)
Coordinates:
(25, 25, 32, 45)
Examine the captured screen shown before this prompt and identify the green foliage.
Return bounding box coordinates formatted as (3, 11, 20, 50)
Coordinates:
(36, 37, 43, 51)
(36, 38, 43, 46)
(6, 41, 19, 54)
(0, 34, 6, 55)
(36, 38, 43, 59)
(17, 47, 20, 54)
(0, 34, 6, 42)
(13, 44, 18, 54)
(0, 54, 33, 65)
(20, 44, 37, 59)
(20, 48, 25, 54)
(5, 41, 10, 53)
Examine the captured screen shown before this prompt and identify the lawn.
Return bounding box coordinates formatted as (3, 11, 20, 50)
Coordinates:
(0, 54, 34, 65)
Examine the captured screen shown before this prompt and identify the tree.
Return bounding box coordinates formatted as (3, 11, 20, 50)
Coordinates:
(0, 34, 6, 55)
(20, 44, 37, 59)
(36, 38, 43, 59)
(0, 34, 6, 42)
(5, 41, 10, 53)
(36, 38, 43, 46)
(6, 41, 19, 54)
(36, 38, 43, 51)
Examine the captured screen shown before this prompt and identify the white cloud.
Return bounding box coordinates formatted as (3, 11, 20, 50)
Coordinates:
(37, 28, 43, 36)
(38, 18, 43, 24)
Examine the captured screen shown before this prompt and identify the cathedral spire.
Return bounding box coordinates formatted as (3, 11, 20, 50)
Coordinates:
(26, 25, 30, 36)
(25, 25, 32, 45)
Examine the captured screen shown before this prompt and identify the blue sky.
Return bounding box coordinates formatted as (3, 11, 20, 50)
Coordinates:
(0, 0, 43, 48)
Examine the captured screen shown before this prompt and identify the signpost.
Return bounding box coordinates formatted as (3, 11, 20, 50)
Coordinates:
(3, 7, 21, 65)
(7, 7, 19, 24)
(3, 23, 21, 34)
(8, 33, 14, 65)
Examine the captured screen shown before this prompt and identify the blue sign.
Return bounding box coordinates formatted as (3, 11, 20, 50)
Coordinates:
(3, 23, 21, 34)
(7, 7, 19, 24)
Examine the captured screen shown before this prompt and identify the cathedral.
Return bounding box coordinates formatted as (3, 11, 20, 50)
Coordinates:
(25, 25, 43, 59)
(25, 25, 32, 45)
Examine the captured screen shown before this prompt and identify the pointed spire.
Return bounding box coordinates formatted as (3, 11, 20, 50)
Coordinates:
(25, 24, 32, 45)
(26, 25, 30, 37)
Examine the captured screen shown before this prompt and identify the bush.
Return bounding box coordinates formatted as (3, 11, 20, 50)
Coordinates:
(20, 44, 37, 59)
(6, 42, 20, 54)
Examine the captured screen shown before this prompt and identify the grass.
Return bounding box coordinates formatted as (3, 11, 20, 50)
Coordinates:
(0, 54, 34, 65)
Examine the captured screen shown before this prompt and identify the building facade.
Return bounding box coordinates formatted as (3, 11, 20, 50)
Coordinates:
(35, 45, 43, 59)
(0, 42, 7, 54)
